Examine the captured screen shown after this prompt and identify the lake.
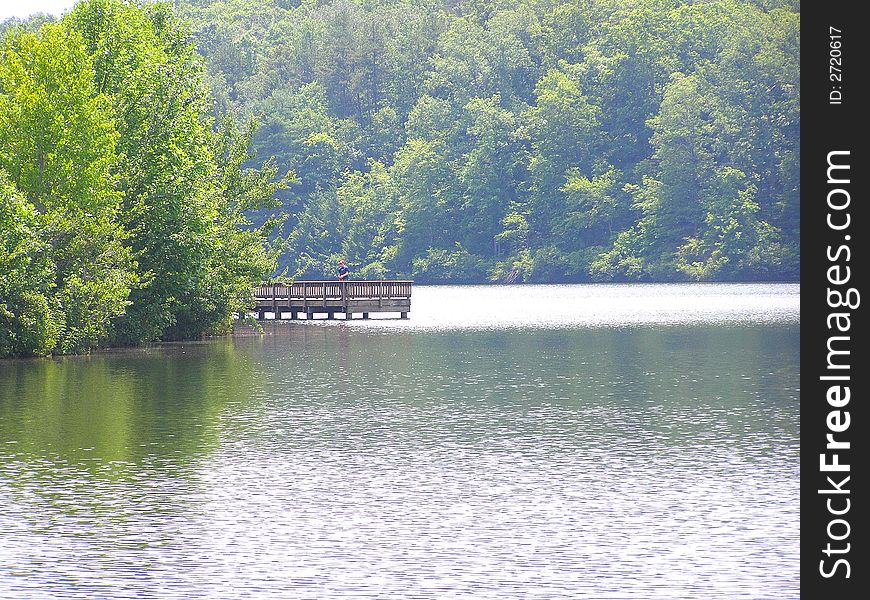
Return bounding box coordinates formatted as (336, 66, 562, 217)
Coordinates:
(0, 283, 799, 599)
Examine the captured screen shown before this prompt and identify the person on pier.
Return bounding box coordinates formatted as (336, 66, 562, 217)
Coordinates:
(337, 260, 349, 281)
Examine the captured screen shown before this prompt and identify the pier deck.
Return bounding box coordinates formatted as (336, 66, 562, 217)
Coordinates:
(251, 280, 412, 320)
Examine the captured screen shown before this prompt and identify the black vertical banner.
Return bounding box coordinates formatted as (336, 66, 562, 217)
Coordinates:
(802, 3, 866, 598)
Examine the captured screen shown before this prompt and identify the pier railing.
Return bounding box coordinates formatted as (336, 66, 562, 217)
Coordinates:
(255, 280, 412, 302)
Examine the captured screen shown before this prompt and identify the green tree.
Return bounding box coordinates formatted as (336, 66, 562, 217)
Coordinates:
(524, 62, 601, 251)
(458, 95, 524, 256)
(391, 137, 458, 272)
(675, 167, 785, 280)
(0, 21, 137, 354)
(66, 0, 285, 342)
(335, 161, 401, 279)
(0, 171, 60, 356)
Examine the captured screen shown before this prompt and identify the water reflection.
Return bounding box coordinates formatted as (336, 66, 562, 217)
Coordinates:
(0, 341, 256, 466)
(0, 285, 799, 599)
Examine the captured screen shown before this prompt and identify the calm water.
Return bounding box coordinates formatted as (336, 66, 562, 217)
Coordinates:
(0, 284, 799, 599)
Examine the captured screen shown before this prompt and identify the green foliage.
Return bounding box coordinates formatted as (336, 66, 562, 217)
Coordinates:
(65, 0, 287, 344)
(1, 0, 801, 355)
(0, 0, 287, 356)
(412, 244, 489, 284)
(674, 167, 787, 280)
(171, 0, 797, 285)
(0, 21, 138, 355)
(0, 171, 61, 356)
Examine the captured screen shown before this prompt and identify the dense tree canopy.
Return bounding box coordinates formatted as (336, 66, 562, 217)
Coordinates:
(1, 0, 287, 356)
(1, 0, 799, 354)
(175, 0, 799, 283)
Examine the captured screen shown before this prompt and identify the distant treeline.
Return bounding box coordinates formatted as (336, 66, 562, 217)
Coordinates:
(1, 0, 287, 357)
(176, 0, 799, 283)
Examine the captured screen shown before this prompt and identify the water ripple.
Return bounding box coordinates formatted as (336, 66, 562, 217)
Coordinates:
(0, 286, 799, 599)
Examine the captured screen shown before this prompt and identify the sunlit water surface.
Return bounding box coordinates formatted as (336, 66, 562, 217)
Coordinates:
(1, 284, 799, 599)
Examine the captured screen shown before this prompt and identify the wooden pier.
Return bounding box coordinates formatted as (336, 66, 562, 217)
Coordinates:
(250, 280, 412, 320)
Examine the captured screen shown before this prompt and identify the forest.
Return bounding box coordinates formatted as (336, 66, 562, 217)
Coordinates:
(1, 0, 799, 355)
(174, 0, 800, 283)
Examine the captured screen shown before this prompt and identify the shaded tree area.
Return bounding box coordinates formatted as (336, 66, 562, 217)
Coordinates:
(1, 0, 289, 357)
(177, 0, 799, 284)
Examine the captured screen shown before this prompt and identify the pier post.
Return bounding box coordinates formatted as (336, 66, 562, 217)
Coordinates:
(400, 312, 408, 319)
(346, 312, 352, 320)
(363, 313, 369, 319)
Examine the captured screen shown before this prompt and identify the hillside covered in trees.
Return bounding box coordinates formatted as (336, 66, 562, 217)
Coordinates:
(177, 0, 799, 283)
(1, 0, 799, 355)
